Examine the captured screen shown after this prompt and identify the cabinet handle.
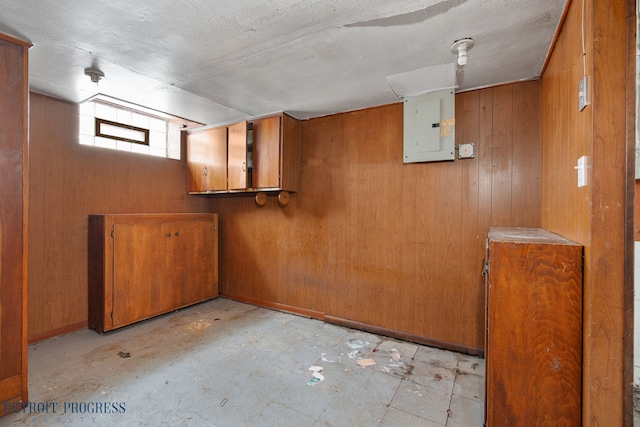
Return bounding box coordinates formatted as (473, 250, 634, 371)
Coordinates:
(166, 233, 171, 237)
(203, 166, 208, 177)
(242, 161, 246, 172)
(175, 232, 179, 236)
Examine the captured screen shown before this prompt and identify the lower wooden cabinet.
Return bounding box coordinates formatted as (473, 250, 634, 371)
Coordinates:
(485, 227, 583, 427)
(88, 213, 219, 332)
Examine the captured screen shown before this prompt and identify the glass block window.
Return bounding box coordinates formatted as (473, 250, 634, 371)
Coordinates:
(79, 95, 200, 160)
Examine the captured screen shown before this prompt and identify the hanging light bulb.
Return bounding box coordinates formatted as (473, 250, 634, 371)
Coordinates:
(451, 38, 474, 67)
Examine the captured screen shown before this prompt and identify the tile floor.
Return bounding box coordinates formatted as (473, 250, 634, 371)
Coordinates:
(2, 298, 484, 426)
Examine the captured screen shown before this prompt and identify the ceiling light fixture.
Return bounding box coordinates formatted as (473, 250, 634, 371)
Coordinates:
(84, 67, 104, 83)
(451, 38, 474, 66)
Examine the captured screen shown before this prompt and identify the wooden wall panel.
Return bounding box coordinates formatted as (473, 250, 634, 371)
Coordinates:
(219, 81, 542, 353)
(635, 180, 640, 241)
(540, 0, 632, 425)
(540, 0, 591, 243)
(28, 93, 211, 341)
(587, 0, 630, 425)
(0, 32, 29, 415)
(491, 85, 515, 226)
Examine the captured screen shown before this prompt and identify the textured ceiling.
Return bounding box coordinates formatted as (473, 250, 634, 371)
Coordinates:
(0, 0, 566, 125)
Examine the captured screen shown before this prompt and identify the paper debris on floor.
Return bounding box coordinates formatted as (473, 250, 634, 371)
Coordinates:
(347, 338, 368, 349)
(321, 352, 342, 363)
(308, 377, 321, 386)
(357, 358, 376, 367)
(308, 365, 325, 385)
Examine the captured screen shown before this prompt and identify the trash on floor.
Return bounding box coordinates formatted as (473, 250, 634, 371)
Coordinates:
(188, 319, 211, 331)
(388, 348, 405, 368)
(308, 377, 321, 386)
(308, 365, 325, 385)
(347, 338, 368, 349)
(357, 358, 376, 367)
(312, 371, 325, 381)
(117, 351, 130, 358)
(321, 352, 342, 363)
(390, 348, 401, 361)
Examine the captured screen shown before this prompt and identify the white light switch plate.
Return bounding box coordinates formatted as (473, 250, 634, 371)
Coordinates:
(575, 155, 588, 187)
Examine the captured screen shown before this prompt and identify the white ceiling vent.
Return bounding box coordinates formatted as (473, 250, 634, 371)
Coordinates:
(386, 63, 457, 98)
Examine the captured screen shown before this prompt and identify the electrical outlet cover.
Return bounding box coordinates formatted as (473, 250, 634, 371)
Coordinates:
(458, 143, 474, 159)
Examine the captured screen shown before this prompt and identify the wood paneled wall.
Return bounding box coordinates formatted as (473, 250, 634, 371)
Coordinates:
(29, 83, 543, 355)
(28, 93, 210, 341)
(218, 81, 542, 353)
(540, 0, 633, 425)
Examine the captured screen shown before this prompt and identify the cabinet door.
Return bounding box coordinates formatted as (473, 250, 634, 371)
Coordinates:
(111, 221, 172, 328)
(172, 218, 218, 306)
(186, 126, 228, 192)
(252, 115, 281, 189)
(228, 121, 247, 190)
(253, 116, 281, 189)
(280, 113, 300, 192)
(110, 218, 218, 329)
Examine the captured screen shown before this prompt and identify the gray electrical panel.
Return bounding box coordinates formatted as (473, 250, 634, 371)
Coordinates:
(403, 89, 455, 163)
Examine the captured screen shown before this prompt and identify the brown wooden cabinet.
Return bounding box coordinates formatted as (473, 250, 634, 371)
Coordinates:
(0, 32, 30, 418)
(88, 213, 219, 332)
(485, 227, 582, 427)
(186, 112, 300, 194)
(186, 126, 228, 193)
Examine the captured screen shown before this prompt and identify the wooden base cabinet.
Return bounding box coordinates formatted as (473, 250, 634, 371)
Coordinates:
(485, 227, 582, 427)
(88, 214, 219, 332)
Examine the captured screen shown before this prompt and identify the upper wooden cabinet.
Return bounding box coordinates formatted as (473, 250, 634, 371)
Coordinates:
(186, 125, 228, 193)
(228, 120, 248, 191)
(186, 112, 300, 194)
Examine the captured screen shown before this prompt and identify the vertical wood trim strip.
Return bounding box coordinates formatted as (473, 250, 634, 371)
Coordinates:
(21, 37, 29, 404)
(588, 0, 628, 424)
(623, 1, 636, 425)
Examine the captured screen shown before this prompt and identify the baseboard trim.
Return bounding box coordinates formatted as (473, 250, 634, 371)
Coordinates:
(219, 293, 325, 321)
(28, 321, 88, 344)
(324, 315, 484, 357)
(219, 292, 482, 357)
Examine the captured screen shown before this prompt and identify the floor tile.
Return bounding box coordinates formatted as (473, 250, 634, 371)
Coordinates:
(407, 358, 457, 395)
(390, 379, 452, 425)
(452, 372, 484, 404)
(447, 395, 485, 427)
(380, 407, 445, 427)
(4, 298, 486, 426)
